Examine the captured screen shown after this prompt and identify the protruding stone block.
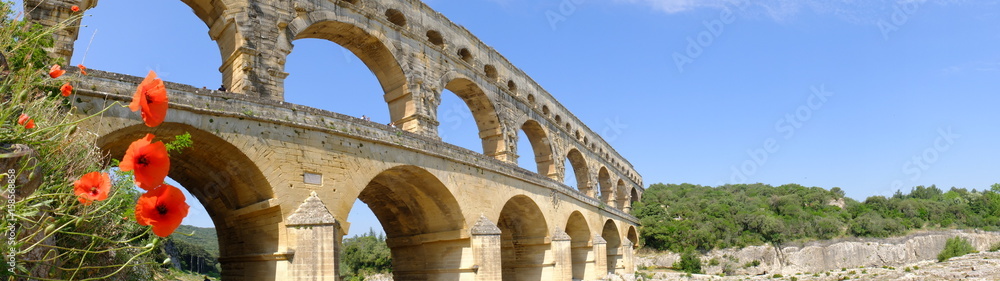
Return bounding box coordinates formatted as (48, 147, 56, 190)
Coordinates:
(552, 230, 573, 281)
(286, 192, 341, 281)
(593, 235, 608, 280)
(623, 240, 635, 275)
(471, 215, 503, 281)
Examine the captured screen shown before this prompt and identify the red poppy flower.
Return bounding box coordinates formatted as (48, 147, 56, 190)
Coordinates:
(17, 114, 35, 129)
(128, 70, 168, 127)
(73, 171, 110, 205)
(49, 64, 65, 78)
(60, 82, 73, 97)
(71, 5, 80, 12)
(119, 134, 170, 190)
(135, 184, 189, 237)
(77, 64, 87, 75)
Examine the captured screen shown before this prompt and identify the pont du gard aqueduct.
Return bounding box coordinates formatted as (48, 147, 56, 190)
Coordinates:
(27, 0, 643, 280)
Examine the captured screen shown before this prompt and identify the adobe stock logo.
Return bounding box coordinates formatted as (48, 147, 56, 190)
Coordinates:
(877, 0, 925, 40)
(672, 1, 748, 73)
(726, 85, 835, 184)
(546, 0, 587, 31)
(887, 127, 959, 193)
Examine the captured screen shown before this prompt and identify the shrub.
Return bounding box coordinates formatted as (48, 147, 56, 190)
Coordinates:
(673, 251, 703, 274)
(721, 262, 736, 276)
(990, 242, 1000, 252)
(938, 236, 976, 262)
(772, 274, 783, 278)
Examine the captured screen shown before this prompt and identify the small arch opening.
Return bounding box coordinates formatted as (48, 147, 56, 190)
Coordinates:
(385, 9, 407, 27)
(426, 30, 444, 46)
(507, 80, 517, 93)
(542, 105, 550, 115)
(458, 48, 473, 63)
(484, 64, 498, 81)
(527, 94, 536, 105)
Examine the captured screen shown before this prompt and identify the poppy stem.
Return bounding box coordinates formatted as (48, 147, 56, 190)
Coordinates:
(67, 237, 98, 280)
(23, 100, 122, 138)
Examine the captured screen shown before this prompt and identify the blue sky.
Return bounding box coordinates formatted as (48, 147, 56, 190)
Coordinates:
(30, 0, 1000, 235)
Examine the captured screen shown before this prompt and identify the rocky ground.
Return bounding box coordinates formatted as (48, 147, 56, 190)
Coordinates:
(636, 230, 1000, 277)
(637, 251, 1000, 281)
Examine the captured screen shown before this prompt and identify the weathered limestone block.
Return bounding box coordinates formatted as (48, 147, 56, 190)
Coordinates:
(551, 230, 573, 281)
(471, 215, 503, 281)
(286, 192, 341, 281)
(593, 235, 608, 280)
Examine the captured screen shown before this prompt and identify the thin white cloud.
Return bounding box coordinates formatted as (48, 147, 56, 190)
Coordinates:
(615, 0, 981, 23)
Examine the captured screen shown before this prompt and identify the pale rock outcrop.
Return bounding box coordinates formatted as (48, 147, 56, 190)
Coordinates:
(637, 230, 1000, 275)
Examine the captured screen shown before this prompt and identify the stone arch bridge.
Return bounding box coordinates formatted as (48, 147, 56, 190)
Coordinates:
(27, 0, 644, 280)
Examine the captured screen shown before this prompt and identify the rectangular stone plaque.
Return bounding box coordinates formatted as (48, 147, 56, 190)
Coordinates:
(303, 172, 323, 185)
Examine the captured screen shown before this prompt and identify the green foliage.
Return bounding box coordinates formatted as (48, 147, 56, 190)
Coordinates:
(772, 274, 783, 278)
(0, 1, 165, 279)
(341, 229, 392, 281)
(938, 236, 976, 262)
(172, 225, 219, 257)
(164, 132, 194, 155)
(673, 251, 702, 274)
(0, 2, 57, 76)
(167, 237, 220, 278)
(636, 183, 1000, 252)
(990, 242, 1000, 252)
(169, 225, 220, 277)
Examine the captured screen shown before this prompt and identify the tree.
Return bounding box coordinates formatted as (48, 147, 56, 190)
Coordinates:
(830, 187, 846, 198)
(341, 230, 392, 281)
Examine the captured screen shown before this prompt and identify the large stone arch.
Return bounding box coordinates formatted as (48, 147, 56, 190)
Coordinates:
(565, 211, 592, 280)
(601, 220, 622, 275)
(180, 0, 229, 29)
(598, 167, 612, 204)
(615, 179, 627, 209)
(498, 195, 550, 281)
(630, 187, 640, 207)
(353, 165, 467, 280)
(287, 15, 410, 125)
(520, 119, 556, 179)
(565, 149, 591, 196)
(24, 0, 221, 63)
(95, 123, 279, 280)
(626, 226, 638, 247)
(438, 74, 506, 160)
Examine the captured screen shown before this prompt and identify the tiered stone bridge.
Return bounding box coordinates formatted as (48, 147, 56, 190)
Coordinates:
(28, 0, 643, 280)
